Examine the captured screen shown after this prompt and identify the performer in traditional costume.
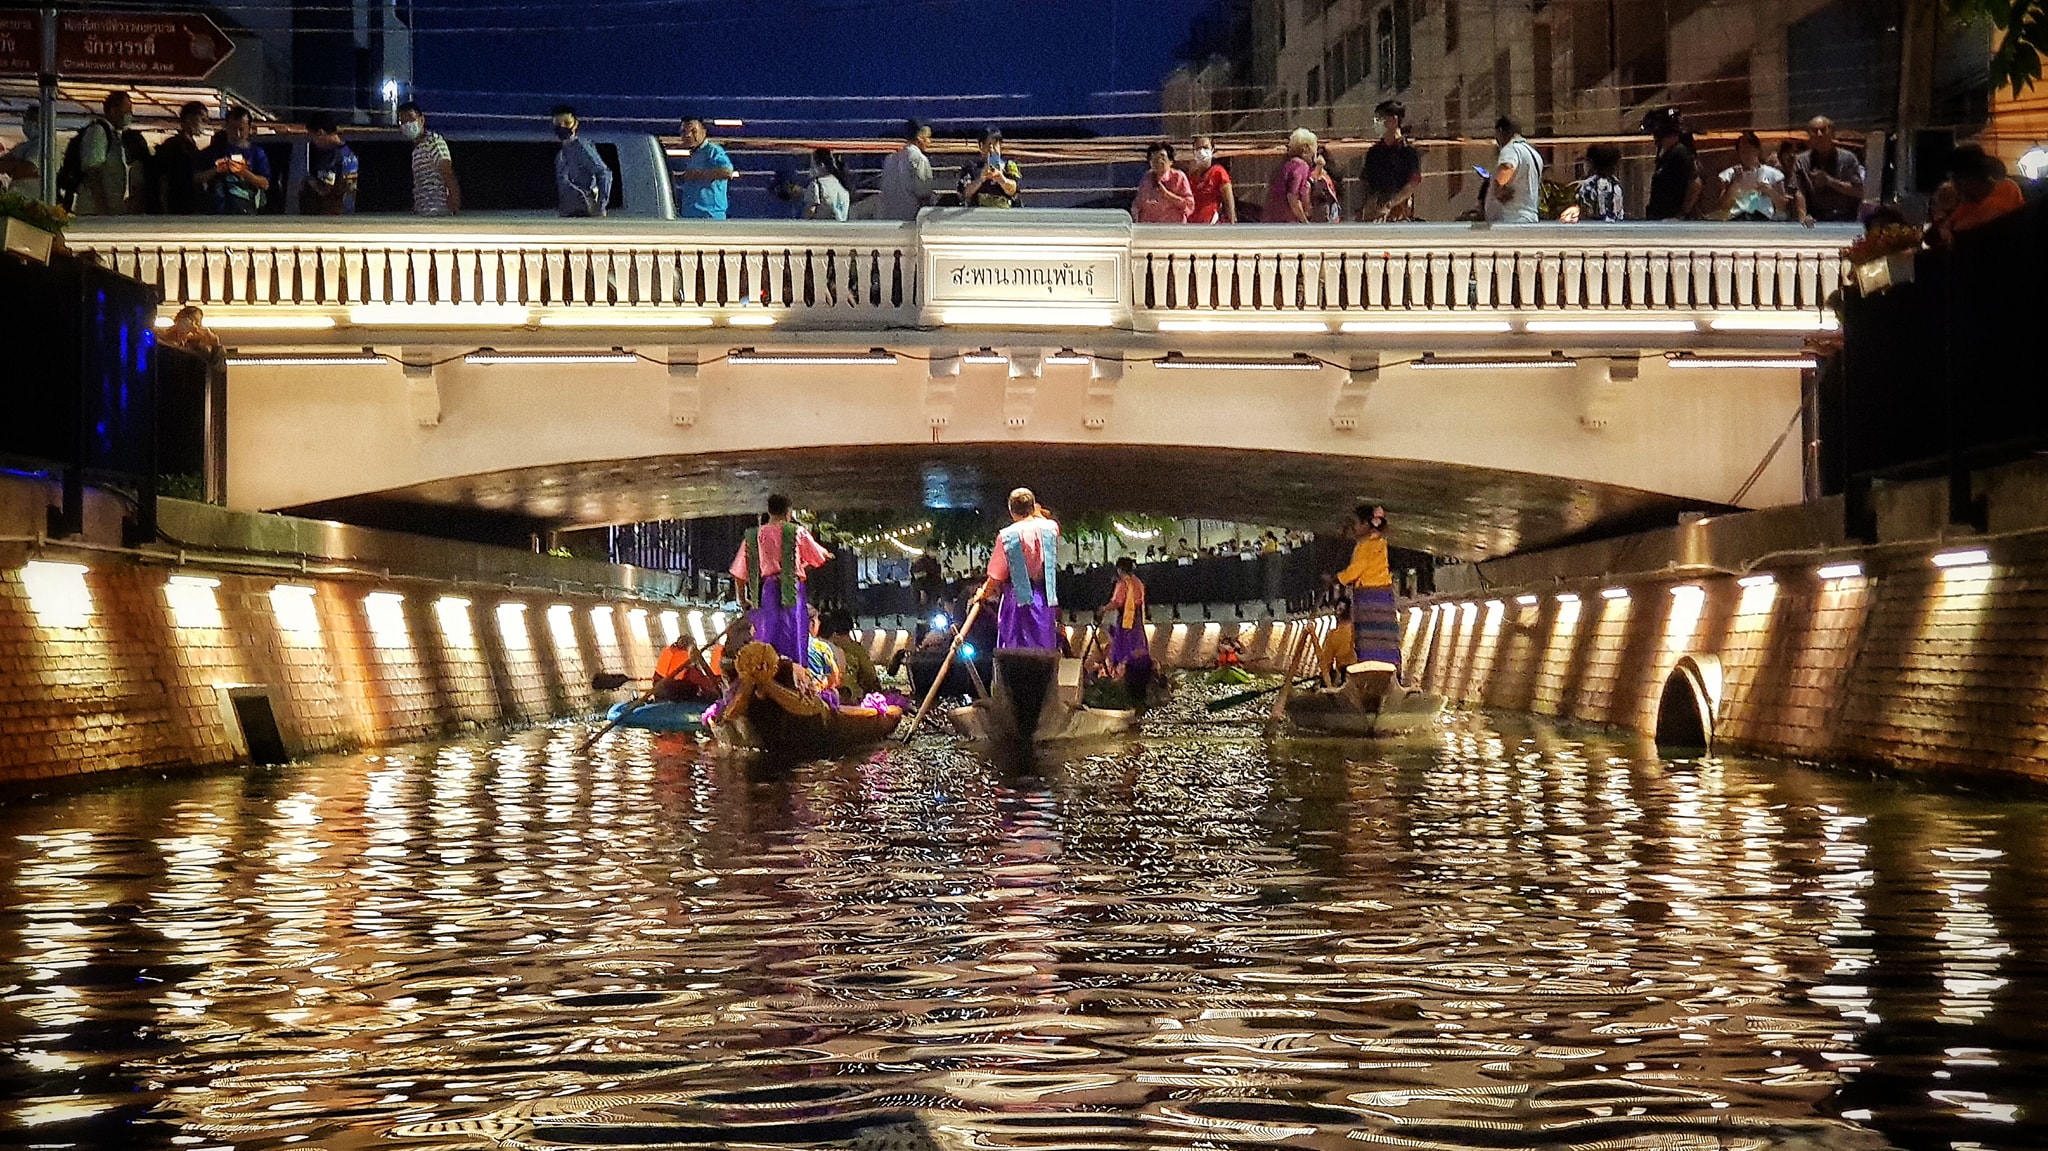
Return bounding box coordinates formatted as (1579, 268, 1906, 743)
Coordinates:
(1334, 503, 1401, 675)
(729, 494, 832, 664)
(1101, 555, 1153, 700)
(974, 487, 1061, 651)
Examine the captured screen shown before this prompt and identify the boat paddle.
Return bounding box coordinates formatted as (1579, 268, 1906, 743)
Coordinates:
(1206, 675, 1320, 712)
(578, 612, 744, 754)
(901, 598, 984, 744)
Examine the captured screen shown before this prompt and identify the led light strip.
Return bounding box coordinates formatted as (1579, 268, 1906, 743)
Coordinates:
(1155, 318, 1330, 334)
(1524, 318, 1699, 334)
(465, 348, 637, 365)
(1411, 352, 1577, 370)
(1155, 352, 1323, 371)
(727, 347, 898, 365)
(1668, 354, 1819, 370)
(226, 349, 384, 367)
(1339, 319, 1514, 334)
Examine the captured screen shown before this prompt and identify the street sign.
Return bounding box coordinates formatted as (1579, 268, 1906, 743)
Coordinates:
(0, 10, 235, 82)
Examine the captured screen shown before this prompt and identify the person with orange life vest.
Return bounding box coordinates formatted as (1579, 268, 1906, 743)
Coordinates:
(651, 636, 719, 702)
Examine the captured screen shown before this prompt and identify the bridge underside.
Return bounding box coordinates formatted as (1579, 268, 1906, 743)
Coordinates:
(286, 444, 1721, 562)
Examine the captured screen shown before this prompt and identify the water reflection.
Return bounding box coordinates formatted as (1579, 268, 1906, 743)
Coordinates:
(2, 708, 2045, 1149)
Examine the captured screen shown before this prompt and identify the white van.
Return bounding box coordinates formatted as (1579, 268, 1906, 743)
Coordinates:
(253, 127, 676, 218)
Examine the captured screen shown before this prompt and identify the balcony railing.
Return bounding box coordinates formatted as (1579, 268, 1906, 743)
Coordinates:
(65, 215, 1858, 332)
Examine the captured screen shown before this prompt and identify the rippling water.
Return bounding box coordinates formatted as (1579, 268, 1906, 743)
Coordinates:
(3, 691, 2046, 1150)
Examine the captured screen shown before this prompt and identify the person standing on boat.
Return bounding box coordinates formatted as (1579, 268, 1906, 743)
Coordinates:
(974, 488, 1061, 651)
(1334, 504, 1401, 676)
(730, 494, 833, 665)
(1101, 556, 1154, 699)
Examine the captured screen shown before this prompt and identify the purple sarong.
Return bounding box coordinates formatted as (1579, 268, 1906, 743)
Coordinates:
(1351, 584, 1401, 672)
(750, 575, 809, 664)
(1107, 623, 1152, 667)
(997, 579, 1059, 650)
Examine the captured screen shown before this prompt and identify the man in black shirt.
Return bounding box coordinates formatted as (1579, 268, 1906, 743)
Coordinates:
(1643, 107, 1700, 220)
(1359, 99, 1423, 221)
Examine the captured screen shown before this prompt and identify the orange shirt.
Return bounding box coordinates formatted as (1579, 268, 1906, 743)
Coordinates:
(1949, 179, 2026, 236)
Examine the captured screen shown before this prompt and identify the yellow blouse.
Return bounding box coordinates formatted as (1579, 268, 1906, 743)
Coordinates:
(1336, 535, 1391, 589)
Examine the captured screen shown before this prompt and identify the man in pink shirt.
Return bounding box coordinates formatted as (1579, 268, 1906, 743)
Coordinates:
(1263, 127, 1317, 222)
(974, 487, 1061, 651)
(729, 493, 832, 663)
(1132, 141, 1195, 222)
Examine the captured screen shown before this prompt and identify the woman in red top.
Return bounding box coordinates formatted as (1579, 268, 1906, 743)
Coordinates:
(1188, 134, 1237, 224)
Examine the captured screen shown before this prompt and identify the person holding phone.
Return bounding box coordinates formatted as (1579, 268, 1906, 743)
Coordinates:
(196, 106, 272, 215)
(958, 127, 1022, 208)
(1485, 116, 1542, 225)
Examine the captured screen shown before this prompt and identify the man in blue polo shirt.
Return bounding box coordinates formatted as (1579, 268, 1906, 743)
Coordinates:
(677, 116, 735, 220)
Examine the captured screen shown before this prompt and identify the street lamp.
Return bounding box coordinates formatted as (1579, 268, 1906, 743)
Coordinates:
(2017, 144, 2048, 182)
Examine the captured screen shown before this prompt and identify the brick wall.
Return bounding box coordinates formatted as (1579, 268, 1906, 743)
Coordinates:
(0, 560, 675, 785)
(1412, 534, 2048, 782)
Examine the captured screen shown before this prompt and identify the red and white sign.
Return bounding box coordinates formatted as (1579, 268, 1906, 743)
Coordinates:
(0, 10, 236, 82)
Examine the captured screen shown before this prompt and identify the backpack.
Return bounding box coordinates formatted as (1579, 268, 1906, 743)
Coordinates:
(54, 118, 109, 211)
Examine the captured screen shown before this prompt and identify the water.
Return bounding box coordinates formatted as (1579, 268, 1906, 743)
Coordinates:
(3, 692, 2046, 1150)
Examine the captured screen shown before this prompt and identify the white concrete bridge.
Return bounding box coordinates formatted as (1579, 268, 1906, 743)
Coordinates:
(70, 211, 1855, 558)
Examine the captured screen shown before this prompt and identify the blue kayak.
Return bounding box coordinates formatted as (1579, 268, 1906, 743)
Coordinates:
(605, 699, 711, 733)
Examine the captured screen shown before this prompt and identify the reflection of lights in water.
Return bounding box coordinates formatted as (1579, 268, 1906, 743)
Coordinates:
(1931, 842, 2010, 1025)
(20, 560, 92, 628)
(363, 591, 409, 649)
(270, 583, 320, 640)
(165, 574, 224, 629)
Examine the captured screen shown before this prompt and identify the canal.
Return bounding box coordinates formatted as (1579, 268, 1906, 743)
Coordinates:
(2, 697, 2043, 1150)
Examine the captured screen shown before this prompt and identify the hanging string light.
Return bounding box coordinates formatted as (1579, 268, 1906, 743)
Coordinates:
(843, 520, 936, 548)
(1113, 520, 1161, 541)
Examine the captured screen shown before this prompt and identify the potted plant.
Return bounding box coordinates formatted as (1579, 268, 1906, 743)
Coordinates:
(1844, 223, 1923, 294)
(0, 190, 71, 265)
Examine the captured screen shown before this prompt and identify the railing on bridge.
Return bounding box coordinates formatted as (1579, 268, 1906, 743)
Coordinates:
(65, 216, 1856, 330)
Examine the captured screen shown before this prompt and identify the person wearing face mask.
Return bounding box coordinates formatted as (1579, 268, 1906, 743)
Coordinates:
(1186, 134, 1236, 223)
(396, 101, 460, 217)
(74, 91, 135, 215)
(550, 104, 610, 217)
(1359, 100, 1421, 222)
(804, 148, 850, 220)
(0, 106, 44, 201)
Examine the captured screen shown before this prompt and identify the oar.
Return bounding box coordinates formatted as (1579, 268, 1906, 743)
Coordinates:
(901, 598, 985, 743)
(579, 613, 744, 753)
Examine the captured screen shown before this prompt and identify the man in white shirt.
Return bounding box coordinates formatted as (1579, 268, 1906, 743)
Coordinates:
(74, 91, 135, 215)
(877, 118, 936, 221)
(1485, 115, 1542, 225)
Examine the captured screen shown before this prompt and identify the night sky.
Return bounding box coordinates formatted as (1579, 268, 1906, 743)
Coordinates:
(414, 0, 1204, 137)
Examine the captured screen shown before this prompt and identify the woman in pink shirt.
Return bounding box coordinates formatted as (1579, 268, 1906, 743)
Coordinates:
(1132, 140, 1195, 223)
(1263, 127, 1318, 222)
(729, 493, 833, 663)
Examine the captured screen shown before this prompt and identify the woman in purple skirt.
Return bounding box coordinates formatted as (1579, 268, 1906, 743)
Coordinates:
(974, 487, 1061, 651)
(1102, 555, 1154, 702)
(728, 493, 832, 664)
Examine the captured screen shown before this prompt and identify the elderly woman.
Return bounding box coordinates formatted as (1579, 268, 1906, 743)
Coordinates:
(1132, 140, 1194, 223)
(1263, 127, 1318, 222)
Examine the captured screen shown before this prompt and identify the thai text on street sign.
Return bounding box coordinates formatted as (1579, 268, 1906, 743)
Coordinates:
(0, 10, 235, 81)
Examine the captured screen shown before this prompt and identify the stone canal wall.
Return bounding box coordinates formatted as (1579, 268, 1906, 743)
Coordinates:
(0, 480, 687, 787)
(1413, 461, 2048, 783)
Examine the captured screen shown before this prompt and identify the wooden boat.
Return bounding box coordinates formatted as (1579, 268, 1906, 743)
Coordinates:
(604, 698, 711, 733)
(950, 649, 1138, 748)
(707, 642, 903, 761)
(1274, 662, 1446, 737)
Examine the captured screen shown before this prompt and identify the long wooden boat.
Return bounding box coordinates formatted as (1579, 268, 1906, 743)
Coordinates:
(707, 642, 903, 761)
(1274, 662, 1446, 737)
(950, 649, 1138, 749)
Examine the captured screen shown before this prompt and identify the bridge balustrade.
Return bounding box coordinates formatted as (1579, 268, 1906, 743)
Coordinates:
(1131, 223, 1849, 316)
(65, 217, 1855, 328)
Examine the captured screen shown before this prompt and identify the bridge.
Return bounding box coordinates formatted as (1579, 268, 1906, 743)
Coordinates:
(69, 211, 1856, 559)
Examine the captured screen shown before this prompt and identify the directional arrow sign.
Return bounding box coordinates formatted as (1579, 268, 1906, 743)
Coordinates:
(0, 10, 236, 81)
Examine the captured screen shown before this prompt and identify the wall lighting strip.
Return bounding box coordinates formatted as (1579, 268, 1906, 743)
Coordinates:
(1932, 548, 1990, 568)
(349, 303, 533, 327)
(1816, 562, 1864, 580)
(1044, 349, 1092, 365)
(171, 312, 339, 331)
(1706, 313, 1841, 332)
(938, 306, 1118, 327)
(1514, 594, 1538, 605)
(1668, 354, 1820, 370)
(1412, 352, 1578, 370)
(1555, 593, 1579, 604)
(726, 313, 779, 327)
(962, 349, 1009, 364)
(226, 349, 384, 367)
(1670, 584, 1705, 598)
(1737, 573, 1776, 588)
(727, 347, 898, 365)
(1339, 319, 1513, 334)
(1600, 587, 1630, 600)
(466, 348, 637, 365)
(1155, 318, 1330, 334)
(1155, 352, 1323, 371)
(1524, 318, 1699, 333)
(271, 583, 316, 596)
(167, 574, 221, 589)
(536, 312, 715, 329)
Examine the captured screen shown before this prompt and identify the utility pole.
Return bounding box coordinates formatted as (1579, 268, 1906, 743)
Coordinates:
(37, 5, 55, 207)
(1893, 0, 1940, 200)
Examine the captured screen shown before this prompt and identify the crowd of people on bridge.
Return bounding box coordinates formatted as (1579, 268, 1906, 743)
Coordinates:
(5, 92, 2029, 244)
